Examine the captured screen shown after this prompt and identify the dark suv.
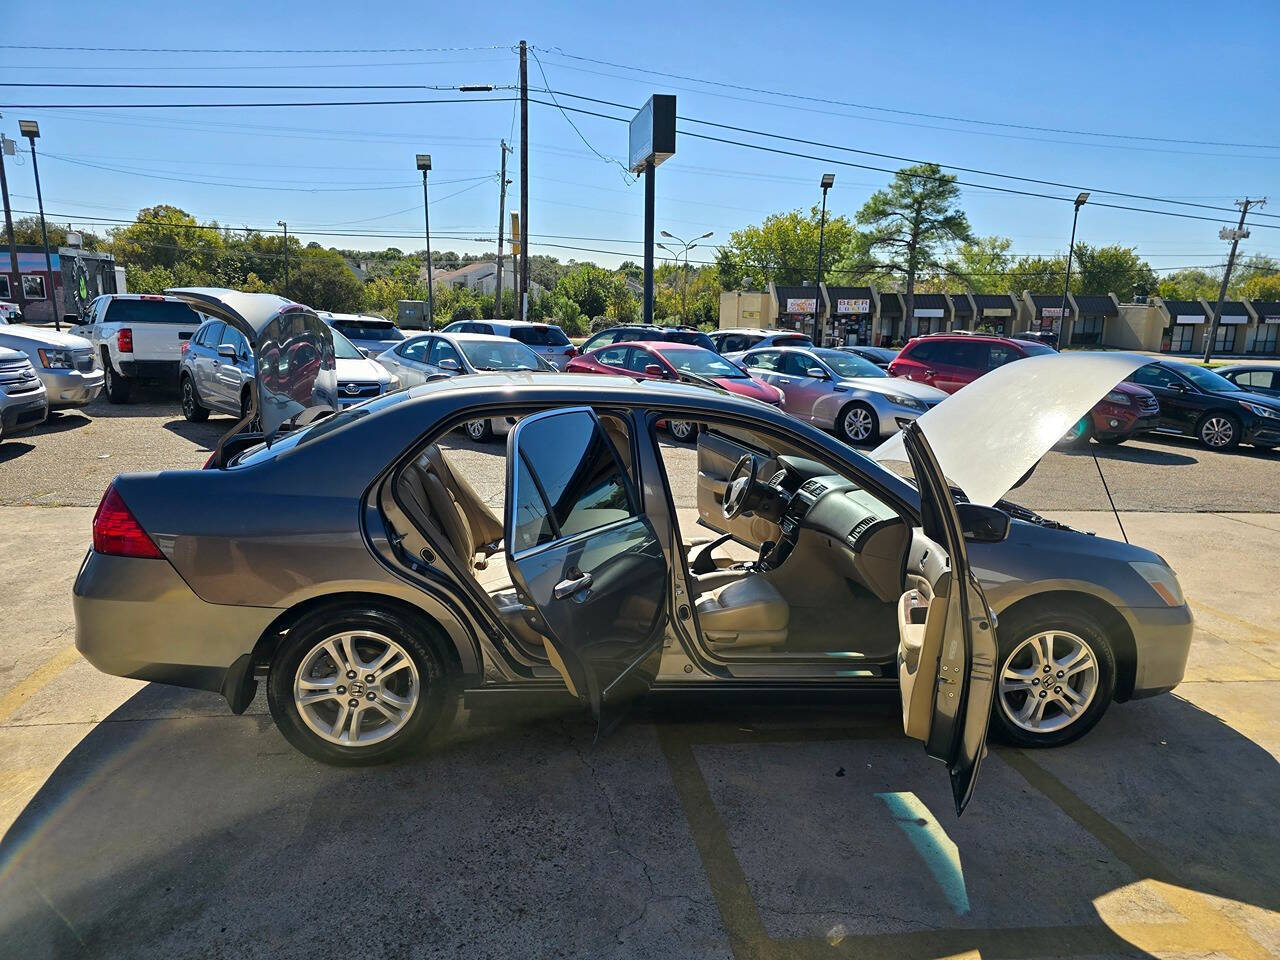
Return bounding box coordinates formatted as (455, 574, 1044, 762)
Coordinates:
(889, 334, 1159, 445)
(581, 324, 715, 353)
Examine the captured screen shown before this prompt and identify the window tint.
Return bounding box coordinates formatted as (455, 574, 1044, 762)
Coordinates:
(663, 330, 716, 349)
(428, 338, 462, 367)
(770, 334, 812, 347)
(399, 338, 429, 362)
(104, 298, 200, 324)
(596, 346, 629, 369)
(779, 352, 816, 376)
(219, 324, 249, 358)
(512, 411, 634, 552)
(333, 319, 404, 341)
(510, 325, 570, 346)
(742, 349, 781, 371)
(624, 348, 656, 373)
(195, 322, 223, 347)
(904, 341, 937, 363)
(472, 323, 494, 336)
(1130, 364, 1183, 390)
(986, 343, 1020, 369)
(937, 340, 987, 369)
(582, 330, 619, 352)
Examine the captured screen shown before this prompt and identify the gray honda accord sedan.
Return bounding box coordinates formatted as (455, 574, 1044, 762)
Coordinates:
(73, 292, 1190, 814)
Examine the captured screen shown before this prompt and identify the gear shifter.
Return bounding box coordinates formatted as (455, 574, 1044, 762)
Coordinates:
(756, 539, 776, 571)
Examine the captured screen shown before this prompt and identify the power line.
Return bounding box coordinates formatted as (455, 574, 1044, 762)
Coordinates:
(0, 95, 518, 109)
(0, 43, 508, 54)
(534, 46, 1280, 152)
(526, 47, 635, 184)
(0, 81, 516, 91)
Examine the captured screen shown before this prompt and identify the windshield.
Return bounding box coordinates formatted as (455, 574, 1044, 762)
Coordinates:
(329, 329, 364, 360)
(661, 347, 748, 379)
(511, 325, 570, 346)
(104, 298, 200, 324)
(1181, 364, 1240, 392)
(1013, 340, 1057, 357)
(460, 339, 549, 371)
(813, 348, 886, 379)
(333, 319, 404, 341)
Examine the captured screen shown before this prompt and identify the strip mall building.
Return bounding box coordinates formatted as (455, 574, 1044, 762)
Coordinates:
(719, 284, 1280, 355)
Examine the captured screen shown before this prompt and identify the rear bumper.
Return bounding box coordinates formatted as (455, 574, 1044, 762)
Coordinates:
(117, 359, 180, 382)
(73, 549, 279, 699)
(40, 367, 104, 407)
(1128, 602, 1194, 699)
(1, 393, 48, 436)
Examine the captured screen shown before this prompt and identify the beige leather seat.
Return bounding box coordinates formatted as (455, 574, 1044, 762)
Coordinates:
(398, 445, 504, 573)
(695, 575, 789, 648)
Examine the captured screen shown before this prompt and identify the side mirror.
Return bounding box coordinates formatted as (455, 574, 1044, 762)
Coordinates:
(217, 343, 237, 359)
(806, 367, 829, 379)
(956, 502, 1010, 543)
(438, 358, 460, 371)
(644, 363, 666, 377)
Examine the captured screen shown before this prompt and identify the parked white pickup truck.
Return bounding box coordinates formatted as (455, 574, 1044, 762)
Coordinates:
(73, 294, 204, 403)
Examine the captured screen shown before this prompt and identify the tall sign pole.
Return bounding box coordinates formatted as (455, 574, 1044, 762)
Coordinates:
(629, 95, 676, 327)
(518, 40, 530, 320)
(0, 133, 23, 314)
(495, 141, 510, 320)
(1203, 197, 1265, 363)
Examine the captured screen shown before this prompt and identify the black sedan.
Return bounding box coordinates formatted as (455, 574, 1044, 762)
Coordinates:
(1127, 360, 1280, 450)
(580, 324, 715, 353)
(837, 345, 899, 369)
(1216, 364, 1280, 398)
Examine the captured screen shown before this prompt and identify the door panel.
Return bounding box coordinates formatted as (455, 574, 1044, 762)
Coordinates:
(505, 408, 667, 730)
(695, 429, 781, 548)
(898, 422, 996, 816)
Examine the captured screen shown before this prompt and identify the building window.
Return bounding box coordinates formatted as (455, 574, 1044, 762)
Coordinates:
(21, 275, 46, 300)
(1073, 315, 1103, 346)
(1168, 324, 1195, 352)
(1251, 324, 1278, 355)
(0, 275, 9, 299)
(1214, 323, 1237, 352)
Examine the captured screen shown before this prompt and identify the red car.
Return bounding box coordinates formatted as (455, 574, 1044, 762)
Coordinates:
(887, 334, 1159, 445)
(567, 340, 784, 440)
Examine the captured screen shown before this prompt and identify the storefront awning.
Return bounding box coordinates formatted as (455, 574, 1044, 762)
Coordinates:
(1250, 301, 1280, 324)
(775, 285, 824, 316)
(971, 293, 1017, 316)
(1210, 301, 1250, 324)
(910, 293, 947, 318)
(878, 292, 904, 317)
(1072, 294, 1118, 318)
(1030, 294, 1072, 318)
(1162, 299, 1209, 324)
(826, 286, 873, 315)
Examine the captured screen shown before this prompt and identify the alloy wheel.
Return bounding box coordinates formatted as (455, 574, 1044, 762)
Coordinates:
(465, 419, 487, 440)
(842, 406, 874, 443)
(293, 631, 420, 747)
(182, 380, 194, 417)
(1201, 416, 1234, 448)
(669, 420, 695, 441)
(998, 630, 1099, 734)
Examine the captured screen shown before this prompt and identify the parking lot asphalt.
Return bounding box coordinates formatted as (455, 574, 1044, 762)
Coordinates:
(1, 389, 1278, 959)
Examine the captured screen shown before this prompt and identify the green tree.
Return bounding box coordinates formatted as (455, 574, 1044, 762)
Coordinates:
(1072, 243, 1158, 299)
(12, 216, 103, 250)
(605, 273, 640, 323)
(1008, 255, 1066, 293)
(108, 205, 226, 276)
(1239, 270, 1280, 302)
(556, 263, 612, 318)
(851, 163, 972, 322)
(282, 248, 365, 312)
(719, 207, 856, 289)
(944, 236, 1013, 293)
(1231, 254, 1280, 299)
(1158, 267, 1220, 301)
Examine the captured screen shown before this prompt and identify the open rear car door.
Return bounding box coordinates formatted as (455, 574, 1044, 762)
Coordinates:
(504, 407, 668, 732)
(897, 421, 997, 815)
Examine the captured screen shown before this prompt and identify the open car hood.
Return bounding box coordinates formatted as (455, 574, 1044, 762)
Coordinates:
(167, 287, 338, 445)
(871, 352, 1148, 506)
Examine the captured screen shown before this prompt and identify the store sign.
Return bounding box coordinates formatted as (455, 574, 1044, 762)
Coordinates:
(913, 308, 944, 318)
(1218, 314, 1247, 324)
(786, 298, 817, 314)
(1175, 314, 1205, 325)
(836, 298, 870, 315)
(1041, 307, 1068, 318)
(1265, 315, 1280, 324)
(981, 307, 1012, 317)
(741, 309, 760, 320)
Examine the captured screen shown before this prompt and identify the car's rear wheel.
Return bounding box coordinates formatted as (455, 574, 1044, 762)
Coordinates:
(668, 420, 698, 442)
(991, 608, 1116, 748)
(1197, 412, 1240, 450)
(836, 401, 878, 445)
(464, 418, 493, 442)
(180, 375, 209, 422)
(102, 351, 131, 403)
(266, 605, 450, 765)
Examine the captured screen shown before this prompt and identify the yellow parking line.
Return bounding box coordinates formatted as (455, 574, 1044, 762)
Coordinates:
(0, 645, 82, 725)
(1188, 598, 1279, 643)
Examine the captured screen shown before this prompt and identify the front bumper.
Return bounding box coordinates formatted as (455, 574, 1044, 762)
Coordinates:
(1242, 418, 1280, 447)
(1, 392, 48, 436)
(73, 549, 280, 700)
(1094, 410, 1160, 440)
(39, 367, 104, 408)
(888, 403, 930, 435)
(1128, 602, 1194, 698)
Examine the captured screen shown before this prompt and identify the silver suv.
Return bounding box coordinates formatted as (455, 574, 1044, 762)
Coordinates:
(0, 346, 48, 439)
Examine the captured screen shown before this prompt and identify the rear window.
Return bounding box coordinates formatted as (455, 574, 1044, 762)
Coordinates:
(771, 334, 812, 347)
(334, 320, 404, 342)
(510, 325, 570, 347)
(104, 298, 200, 325)
(1013, 340, 1056, 357)
(663, 330, 715, 349)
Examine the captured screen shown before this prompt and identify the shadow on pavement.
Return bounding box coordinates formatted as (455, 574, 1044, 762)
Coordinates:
(1071, 443, 1198, 467)
(161, 418, 226, 452)
(0, 684, 1274, 958)
(0, 441, 35, 463)
(1141, 431, 1279, 460)
(32, 412, 92, 436)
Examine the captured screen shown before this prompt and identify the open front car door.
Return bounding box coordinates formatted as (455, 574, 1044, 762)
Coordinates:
(504, 407, 668, 732)
(897, 421, 997, 815)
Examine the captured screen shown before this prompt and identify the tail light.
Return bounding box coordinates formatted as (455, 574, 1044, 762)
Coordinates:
(180, 340, 190, 356)
(92, 484, 164, 559)
(565, 346, 578, 358)
(117, 328, 134, 353)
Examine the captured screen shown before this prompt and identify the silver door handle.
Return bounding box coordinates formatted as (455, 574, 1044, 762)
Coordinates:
(553, 573, 593, 599)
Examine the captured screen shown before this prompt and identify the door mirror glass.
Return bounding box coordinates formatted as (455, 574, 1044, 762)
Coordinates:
(643, 363, 665, 377)
(438, 357, 460, 371)
(806, 367, 828, 379)
(217, 343, 237, 359)
(956, 502, 1010, 543)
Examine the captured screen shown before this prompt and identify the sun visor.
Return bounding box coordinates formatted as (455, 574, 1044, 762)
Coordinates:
(871, 352, 1149, 506)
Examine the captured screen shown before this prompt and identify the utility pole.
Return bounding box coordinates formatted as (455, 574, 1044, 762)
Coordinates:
(1203, 197, 1266, 363)
(495, 140, 511, 320)
(277, 220, 290, 299)
(0, 132, 23, 314)
(518, 40, 530, 320)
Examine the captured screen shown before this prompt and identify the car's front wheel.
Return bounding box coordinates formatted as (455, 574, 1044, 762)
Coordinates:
(668, 420, 698, 443)
(991, 608, 1116, 748)
(180, 375, 209, 422)
(266, 605, 451, 765)
(463, 418, 493, 442)
(1197, 412, 1240, 450)
(836, 401, 879, 445)
(1057, 415, 1094, 448)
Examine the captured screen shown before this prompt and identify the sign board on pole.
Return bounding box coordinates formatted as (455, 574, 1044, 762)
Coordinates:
(509, 213, 520, 256)
(628, 95, 677, 174)
(785, 298, 817, 314)
(836, 298, 870, 314)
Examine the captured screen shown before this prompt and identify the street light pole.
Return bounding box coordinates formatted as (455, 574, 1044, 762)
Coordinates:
(814, 173, 835, 344)
(416, 154, 436, 326)
(659, 229, 712, 323)
(1057, 192, 1089, 344)
(276, 220, 290, 299)
(19, 121, 57, 330)
(0, 132, 23, 316)
(1203, 197, 1265, 363)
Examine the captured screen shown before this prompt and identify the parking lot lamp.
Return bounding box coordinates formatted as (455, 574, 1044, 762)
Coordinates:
(659, 229, 713, 323)
(1057, 192, 1089, 342)
(814, 173, 835, 343)
(19, 120, 58, 330)
(417, 154, 436, 326)
(277, 220, 290, 299)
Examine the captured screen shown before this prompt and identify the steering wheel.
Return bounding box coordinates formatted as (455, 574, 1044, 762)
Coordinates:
(722, 454, 759, 521)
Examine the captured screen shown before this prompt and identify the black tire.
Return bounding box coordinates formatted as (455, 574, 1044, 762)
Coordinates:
(266, 604, 453, 766)
(1056, 415, 1094, 448)
(990, 606, 1116, 748)
(180, 375, 209, 422)
(667, 419, 699, 443)
(836, 401, 879, 446)
(1196, 411, 1241, 450)
(240, 388, 262, 432)
(1094, 434, 1126, 446)
(102, 351, 131, 403)
(463, 418, 493, 442)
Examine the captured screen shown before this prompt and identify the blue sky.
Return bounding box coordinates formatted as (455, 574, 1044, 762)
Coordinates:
(2, 0, 1278, 276)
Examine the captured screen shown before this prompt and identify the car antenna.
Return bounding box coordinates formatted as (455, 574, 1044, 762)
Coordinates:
(1090, 447, 1128, 544)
